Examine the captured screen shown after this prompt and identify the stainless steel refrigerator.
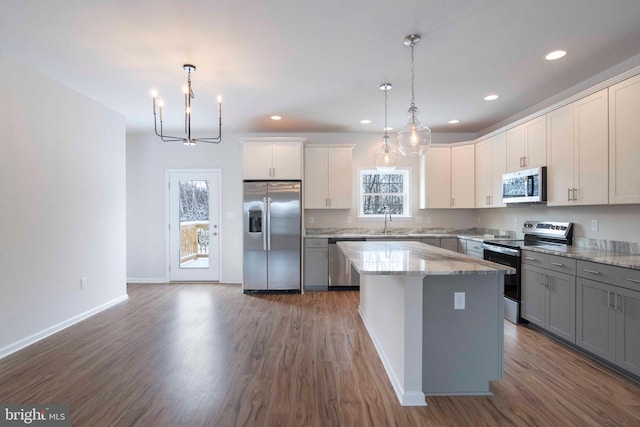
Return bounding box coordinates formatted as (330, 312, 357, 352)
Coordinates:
(243, 181, 301, 292)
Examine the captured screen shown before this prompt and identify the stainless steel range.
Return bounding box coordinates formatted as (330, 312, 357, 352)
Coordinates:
(483, 220, 573, 324)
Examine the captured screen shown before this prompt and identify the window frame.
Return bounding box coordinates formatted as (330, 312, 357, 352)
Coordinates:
(358, 168, 411, 219)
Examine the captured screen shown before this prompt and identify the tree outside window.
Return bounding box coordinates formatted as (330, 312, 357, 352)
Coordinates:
(359, 169, 410, 217)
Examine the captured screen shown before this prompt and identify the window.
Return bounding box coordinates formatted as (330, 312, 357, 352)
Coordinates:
(359, 169, 410, 218)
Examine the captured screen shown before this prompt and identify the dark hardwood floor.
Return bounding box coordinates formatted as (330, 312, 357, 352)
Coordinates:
(0, 283, 639, 426)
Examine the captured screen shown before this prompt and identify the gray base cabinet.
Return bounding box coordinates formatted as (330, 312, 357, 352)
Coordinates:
(304, 239, 328, 290)
(522, 252, 576, 343)
(576, 261, 640, 376)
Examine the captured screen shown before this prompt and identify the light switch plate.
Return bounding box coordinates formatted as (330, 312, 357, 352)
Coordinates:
(454, 292, 465, 310)
(591, 219, 599, 231)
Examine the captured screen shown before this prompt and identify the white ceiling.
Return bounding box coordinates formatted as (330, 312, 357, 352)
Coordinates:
(2, 0, 640, 137)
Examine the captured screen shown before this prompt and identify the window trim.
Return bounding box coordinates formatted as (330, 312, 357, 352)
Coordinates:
(358, 167, 411, 219)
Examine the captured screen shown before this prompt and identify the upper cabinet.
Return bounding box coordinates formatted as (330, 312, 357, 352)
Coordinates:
(609, 74, 640, 204)
(420, 143, 474, 209)
(546, 90, 609, 206)
(451, 144, 475, 208)
(304, 146, 353, 209)
(506, 116, 546, 171)
(475, 132, 506, 208)
(243, 138, 303, 180)
(421, 146, 451, 209)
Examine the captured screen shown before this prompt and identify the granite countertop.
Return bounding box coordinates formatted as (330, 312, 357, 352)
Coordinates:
(337, 241, 516, 276)
(523, 245, 640, 270)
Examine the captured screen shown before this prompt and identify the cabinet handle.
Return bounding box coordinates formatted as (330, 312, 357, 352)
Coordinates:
(583, 269, 600, 274)
(525, 256, 537, 261)
(573, 188, 578, 201)
(607, 291, 614, 308)
(550, 262, 564, 267)
(451, 197, 455, 207)
(328, 198, 332, 207)
(489, 196, 493, 205)
(486, 196, 490, 205)
(616, 293, 622, 311)
(626, 278, 640, 284)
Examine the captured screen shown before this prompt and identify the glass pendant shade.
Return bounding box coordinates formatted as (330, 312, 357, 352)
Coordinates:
(398, 107, 431, 156)
(374, 135, 398, 170)
(398, 34, 431, 157)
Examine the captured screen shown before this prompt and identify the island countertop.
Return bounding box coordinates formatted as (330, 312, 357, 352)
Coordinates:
(337, 241, 515, 276)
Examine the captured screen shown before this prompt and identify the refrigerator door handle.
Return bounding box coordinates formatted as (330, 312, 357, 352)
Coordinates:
(262, 197, 268, 251)
(267, 197, 272, 251)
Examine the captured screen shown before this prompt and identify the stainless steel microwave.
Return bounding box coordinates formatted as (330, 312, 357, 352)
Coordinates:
(502, 166, 547, 204)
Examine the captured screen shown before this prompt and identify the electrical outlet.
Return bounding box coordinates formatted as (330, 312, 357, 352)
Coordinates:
(347, 216, 352, 224)
(426, 216, 432, 224)
(308, 216, 314, 224)
(81, 277, 87, 289)
(415, 216, 423, 224)
(591, 219, 599, 231)
(454, 292, 465, 310)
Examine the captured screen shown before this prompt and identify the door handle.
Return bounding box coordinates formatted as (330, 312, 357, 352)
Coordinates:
(266, 197, 272, 251)
(262, 197, 268, 251)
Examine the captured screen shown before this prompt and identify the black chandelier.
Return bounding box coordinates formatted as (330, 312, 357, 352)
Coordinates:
(151, 64, 222, 146)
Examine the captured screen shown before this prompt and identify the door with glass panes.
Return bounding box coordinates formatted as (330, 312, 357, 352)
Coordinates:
(168, 170, 220, 281)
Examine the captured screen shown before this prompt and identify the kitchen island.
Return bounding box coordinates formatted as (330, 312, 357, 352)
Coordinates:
(337, 240, 515, 406)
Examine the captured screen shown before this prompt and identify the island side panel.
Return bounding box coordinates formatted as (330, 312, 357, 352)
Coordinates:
(358, 274, 427, 406)
(422, 274, 504, 395)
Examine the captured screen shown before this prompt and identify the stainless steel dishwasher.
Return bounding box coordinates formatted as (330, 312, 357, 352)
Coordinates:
(328, 237, 365, 289)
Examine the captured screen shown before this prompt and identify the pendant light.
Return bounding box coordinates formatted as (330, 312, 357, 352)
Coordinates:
(397, 34, 431, 156)
(374, 83, 399, 170)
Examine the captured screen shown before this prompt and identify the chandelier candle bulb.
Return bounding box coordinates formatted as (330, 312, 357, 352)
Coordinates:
(150, 63, 222, 145)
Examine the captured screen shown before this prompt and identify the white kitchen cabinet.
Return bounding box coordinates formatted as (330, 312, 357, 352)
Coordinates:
(420, 144, 474, 209)
(421, 146, 451, 209)
(243, 138, 303, 180)
(475, 133, 506, 208)
(546, 90, 608, 206)
(304, 146, 353, 209)
(609, 73, 640, 204)
(506, 116, 546, 172)
(451, 144, 475, 208)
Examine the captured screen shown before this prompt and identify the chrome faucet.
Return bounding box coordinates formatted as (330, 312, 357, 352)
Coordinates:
(383, 205, 392, 234)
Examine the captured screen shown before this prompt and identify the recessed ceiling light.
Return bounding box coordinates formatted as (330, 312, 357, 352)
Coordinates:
(545, 50, 567, 61)
(270, 115, 282, 120)
(448, 119, 460, 124)
(384, 126, 393, 131)
(360, 119, 372, 124)
(484, 94, 499, 101)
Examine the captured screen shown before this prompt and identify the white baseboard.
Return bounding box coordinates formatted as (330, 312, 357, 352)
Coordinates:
(126, 277, 168, 284)
(0, 294, 129, 360)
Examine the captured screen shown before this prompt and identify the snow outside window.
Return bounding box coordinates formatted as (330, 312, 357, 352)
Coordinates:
(359, 169, 410, 218)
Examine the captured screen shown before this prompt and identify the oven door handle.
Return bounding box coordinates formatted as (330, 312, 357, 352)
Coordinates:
(483, 244, 520, 257)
